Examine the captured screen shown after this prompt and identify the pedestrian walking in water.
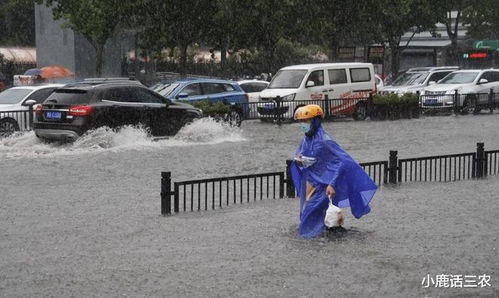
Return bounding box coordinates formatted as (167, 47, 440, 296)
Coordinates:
(290, 104, 377, 238)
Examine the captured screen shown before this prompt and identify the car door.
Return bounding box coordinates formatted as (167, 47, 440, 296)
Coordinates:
(326, 68, 352, 115)
(303, 70, 326, 102)
(201, 82, 227, 103)
(101, 87, 144, 128)
(176, 83, 204, 102)
(476, 71, 497, 104)
(131, 87, 173, 136)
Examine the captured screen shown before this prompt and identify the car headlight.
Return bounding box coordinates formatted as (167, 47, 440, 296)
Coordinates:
(281, 93, 295, 101)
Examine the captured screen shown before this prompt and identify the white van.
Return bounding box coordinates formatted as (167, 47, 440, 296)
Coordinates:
(258, 63, 376, 120)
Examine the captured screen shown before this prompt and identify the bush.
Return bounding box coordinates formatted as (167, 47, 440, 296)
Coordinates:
(371, 93, 420, 120)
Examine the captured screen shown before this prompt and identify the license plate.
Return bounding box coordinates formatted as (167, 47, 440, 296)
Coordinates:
(425, 99, 438, 105)
(45, 111, 62, 120)
(264, 104, 274, 110)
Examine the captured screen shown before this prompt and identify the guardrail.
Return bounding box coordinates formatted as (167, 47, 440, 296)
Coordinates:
(0, 106, 34, 137)
(160, 142, 496, 215)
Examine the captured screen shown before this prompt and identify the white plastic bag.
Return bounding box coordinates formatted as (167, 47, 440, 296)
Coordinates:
(324, 199, 344, 228)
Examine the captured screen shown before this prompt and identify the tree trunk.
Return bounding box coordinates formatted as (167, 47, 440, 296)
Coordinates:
(180, 44, 188, 75)
(95, 43, 105, 77)
(390, 45, 401, 76)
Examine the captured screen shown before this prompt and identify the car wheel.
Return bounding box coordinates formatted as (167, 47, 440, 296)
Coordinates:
(460, 95, 476, 115)
(225, 110, 242, 127)
(352, 103, 367, 120)
(0, 118, 20, 138)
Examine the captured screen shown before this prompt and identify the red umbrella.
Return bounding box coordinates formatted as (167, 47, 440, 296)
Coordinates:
(40, 65, 74, 79)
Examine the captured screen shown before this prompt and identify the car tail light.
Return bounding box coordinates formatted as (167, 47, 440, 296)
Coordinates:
(35, 105, 43, 115)
(69, 105, 94, 116)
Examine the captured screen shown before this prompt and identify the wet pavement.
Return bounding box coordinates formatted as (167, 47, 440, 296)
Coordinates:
(0, 115, 498, 297)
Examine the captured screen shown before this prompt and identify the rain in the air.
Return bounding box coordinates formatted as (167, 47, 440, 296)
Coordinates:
(0, 0, 498, 297)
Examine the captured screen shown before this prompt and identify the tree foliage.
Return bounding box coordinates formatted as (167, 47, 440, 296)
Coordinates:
(0, 0, 35, 46)
(462, 0, 499, 40)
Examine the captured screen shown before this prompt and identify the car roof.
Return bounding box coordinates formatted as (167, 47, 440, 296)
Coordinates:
(61, 80, 144, 90)
(280, 62, 373, 71)
(407, 66, 459, 73)
(168, 77, 238, 84)
(8, 83, 64, 91)
(452, 69, 497, 73)
(238, 80, 269, 84)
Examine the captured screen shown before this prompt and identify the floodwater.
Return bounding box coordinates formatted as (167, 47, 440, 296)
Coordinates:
(1, 114, 498, 297)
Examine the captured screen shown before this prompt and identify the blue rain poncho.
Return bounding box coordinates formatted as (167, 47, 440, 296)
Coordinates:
(291, 118, 377, 238)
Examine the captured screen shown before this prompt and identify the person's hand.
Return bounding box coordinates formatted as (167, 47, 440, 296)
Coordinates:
(326, 185, 336, 199)
(295, 154, 303, 167)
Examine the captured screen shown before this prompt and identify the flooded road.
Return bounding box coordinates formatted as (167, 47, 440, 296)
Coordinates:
(1, 114, 498, 297)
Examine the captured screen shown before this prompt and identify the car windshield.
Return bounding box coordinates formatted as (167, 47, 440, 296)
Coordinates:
(0, 88, 32, 104)
(391, 72, 425, 86)
(268, 70, 307, 89)
(155, 83, 180, 96)
(439, 72, 479, 84)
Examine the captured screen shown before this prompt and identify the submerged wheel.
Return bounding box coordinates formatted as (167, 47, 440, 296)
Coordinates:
(0, 118, 19, 138)
(352, 103, 367, 120)
(460, 96, 476, 115)
(225, 110, 242, 127)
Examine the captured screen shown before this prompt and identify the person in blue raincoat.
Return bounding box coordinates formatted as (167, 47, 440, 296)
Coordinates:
(290, 104, 377, 238)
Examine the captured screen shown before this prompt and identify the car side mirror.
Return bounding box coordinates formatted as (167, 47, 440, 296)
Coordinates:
(176, 92, 189, 99)
(306, 81, 315, 87)
(23, 99, 37, 106)
(478, 78, 488, 84)
(428, 81, 436, 85)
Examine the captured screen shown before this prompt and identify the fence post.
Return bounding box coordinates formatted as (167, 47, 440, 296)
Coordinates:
(388, 150, 398, 184)
(476, 142, 485, 179)
(489, 88, 494, 113)
(368, 93, 374, 118)
(161, 172, 171, 215)
(285, 160, 295, 198)
(453, 90, 459, 115)
(275, 96, 281, 126)
(278, 172, 285, 199)
(28, 104, 34, 130)
(173, 182, 179, 213)
(324, 94, 330, 118)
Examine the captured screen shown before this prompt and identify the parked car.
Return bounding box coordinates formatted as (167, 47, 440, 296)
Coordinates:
(33, 79, 202, 142)
(152, 78, 248, 121)
(379, 66, 459, 95)
(420, 69, 499, 113)
(0, 84, 63, 137)
(238, 79, 269, 115)
(375, 74, 384, 90)
(238, 80, 269, 102)
(258, 63, 376, 120)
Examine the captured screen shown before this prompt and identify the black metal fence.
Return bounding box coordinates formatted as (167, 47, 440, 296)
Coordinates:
(420, 89, 499, 114)
(238, 95, 372, 123)
(161, 142, 498, 215)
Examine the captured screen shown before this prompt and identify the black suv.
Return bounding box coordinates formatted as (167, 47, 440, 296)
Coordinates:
(34, 79, 202, 142)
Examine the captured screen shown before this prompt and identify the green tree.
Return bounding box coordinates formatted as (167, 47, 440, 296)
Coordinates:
(432, 0, 475, 64)
(462, 0, 499, 40)
(0, 0, 35, 46)
(35, 0, 132, 76)
(370, 0, 442, 75)
(137, 0, 216, 74)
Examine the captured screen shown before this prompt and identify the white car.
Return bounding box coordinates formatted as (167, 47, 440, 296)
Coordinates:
(0, 84, 63, 137)
(379, 67, 459, 95)
(420, 69, 499, 113)
(238, 80, 269, 103)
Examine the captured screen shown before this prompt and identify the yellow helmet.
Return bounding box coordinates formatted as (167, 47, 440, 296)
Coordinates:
(294, 104, 324, 120)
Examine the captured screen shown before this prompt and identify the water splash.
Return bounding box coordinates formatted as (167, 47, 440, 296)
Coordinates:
(0, 118, 246, 159)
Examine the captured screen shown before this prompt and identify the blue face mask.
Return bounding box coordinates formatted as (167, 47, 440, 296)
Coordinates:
(299, 123, 311, 134)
